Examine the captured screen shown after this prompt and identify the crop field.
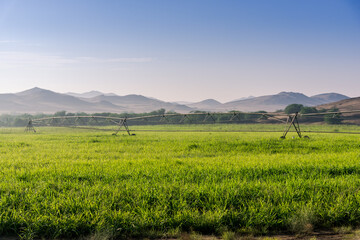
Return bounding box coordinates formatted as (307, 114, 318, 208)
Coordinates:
(1, 124, 360, 239)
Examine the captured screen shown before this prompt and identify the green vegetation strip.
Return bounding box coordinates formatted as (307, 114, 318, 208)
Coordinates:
(63, 123, 360, 133)
(1, 125, 360, 239)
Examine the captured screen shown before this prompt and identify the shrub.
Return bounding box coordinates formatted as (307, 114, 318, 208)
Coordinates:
(324, 114, 342, 124)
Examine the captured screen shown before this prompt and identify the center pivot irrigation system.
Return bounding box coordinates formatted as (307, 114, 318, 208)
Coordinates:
(25, 110, 360, 138)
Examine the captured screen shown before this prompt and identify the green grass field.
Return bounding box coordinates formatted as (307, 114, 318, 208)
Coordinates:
(1, 124, 360, 239)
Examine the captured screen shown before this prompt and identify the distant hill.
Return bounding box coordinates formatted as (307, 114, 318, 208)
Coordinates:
(231, 96, 255, 102)
(187, 99, 223, 111)
(310, 93, 350, 104)
(223, 92, 312, 112)
(217, 92, 350, 112)
(84, 94, 193, 113)
(171, 101, 194, 105)
(0, 87, 192, 114)
(6, 87, 126, 113)
(316, 97, 360, 112)
(65, 91, 117, 98)
(184, 92, 349, 112)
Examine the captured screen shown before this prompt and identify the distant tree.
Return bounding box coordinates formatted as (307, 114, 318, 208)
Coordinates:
(76, 112, 88, 116)
(166, 111, 177, 114)
(13, 118, 27, 127)
(298, 107, 319, 122)
(328, 107, 339, 112)
(94, 112, 111, 117)
(150, 109, 166, 115)
(54, 111, 66, 117)
(317, 108, 328, 113)
(33, 113, 47, 119)
(324, 114, 342, 124)
(284, 104, 303, 114)
(324, 108, 342, 124)
(190, 110, 206, 113)
(300, 107, 318, 114)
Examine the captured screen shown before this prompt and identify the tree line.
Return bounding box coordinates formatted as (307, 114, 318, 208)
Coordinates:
(0, 105, 351, 127)
(284, 104, 343, 124)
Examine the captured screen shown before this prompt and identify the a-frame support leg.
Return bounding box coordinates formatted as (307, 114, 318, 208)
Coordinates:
(281, 112, 302, 139)
(203, 113, 215, 123)
(230, 112, 241, 121)
(179, 114, 191, 123)
(25, 119, 36, 133)
(160, 114, 169, 122)
(113, 118, 133, 136)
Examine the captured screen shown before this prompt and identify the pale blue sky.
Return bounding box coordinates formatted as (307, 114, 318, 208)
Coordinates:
(0, 0, 359, 102)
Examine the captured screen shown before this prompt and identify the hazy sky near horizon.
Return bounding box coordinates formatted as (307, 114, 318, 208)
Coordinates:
(0, 0, 359, 102)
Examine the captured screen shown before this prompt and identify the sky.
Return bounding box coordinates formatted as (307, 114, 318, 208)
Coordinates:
(0, 0, 359, 103)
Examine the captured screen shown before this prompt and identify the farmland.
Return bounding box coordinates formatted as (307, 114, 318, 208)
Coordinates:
(1, 124, 360, 239)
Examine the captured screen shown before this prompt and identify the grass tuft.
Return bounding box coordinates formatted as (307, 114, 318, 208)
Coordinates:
(222, 231, 236, 240)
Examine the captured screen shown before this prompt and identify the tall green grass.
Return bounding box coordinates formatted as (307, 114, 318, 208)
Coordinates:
(0, 125, 360, 239)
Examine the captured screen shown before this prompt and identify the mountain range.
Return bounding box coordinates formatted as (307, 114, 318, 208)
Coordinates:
(184, 92, 350, 112)
(0, 87, 353, 114)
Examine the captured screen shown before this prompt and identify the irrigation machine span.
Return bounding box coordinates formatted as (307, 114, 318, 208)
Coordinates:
(25, 110, 360, 138)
